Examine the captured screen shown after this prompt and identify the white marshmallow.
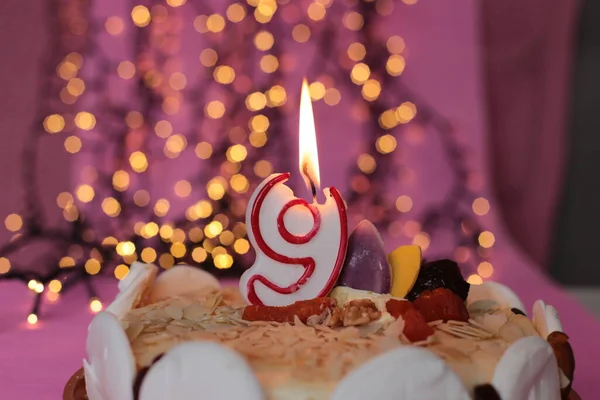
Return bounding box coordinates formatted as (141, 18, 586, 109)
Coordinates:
(148, 264, 221, 304)
(492, 336, 560, 400)
(532, 300, 563, 339)
(139, 342, 264, 400)
(332, 346, 470, 400)
(106, 262, 157, 319)
(84, 312, 136, 400)
(466, 281, 526, 315)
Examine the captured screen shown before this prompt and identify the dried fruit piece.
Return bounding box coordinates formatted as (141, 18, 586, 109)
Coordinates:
(511, 307, 526, 316)
(133, 354, 164, 400)
(385, 299, 414, 319)
(388, 245, 422, 298)
(242, 297, 337, 324)
(385, 299, 434, 342)
(412, 288, 469, 323)
(406, 259, 470, 301)
(402, 308, 435, 342)
(547, 331, 575, 400)
(473, 384, 501, 400)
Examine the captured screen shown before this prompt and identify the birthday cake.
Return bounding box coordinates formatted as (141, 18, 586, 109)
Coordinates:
(75, 222, 575, 400)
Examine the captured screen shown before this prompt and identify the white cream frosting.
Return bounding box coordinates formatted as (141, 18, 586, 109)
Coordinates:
(85, 265, 567, 400)
(329, 286, 397, 312)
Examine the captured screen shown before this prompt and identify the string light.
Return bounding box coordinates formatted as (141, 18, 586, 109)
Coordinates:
(101, 197, 121, 217)
(2, 0, 490, 323)
(478, 231, 495, 248)
(84, 259, 101, 275)
(386, 55, 406, 76)
(214, 253, 234, 269)
(48, 280, 62, 293)
(89, 298, 103, 313)
(477, 261, 494, 278)
(105, 16, 124, 35)
(75, 112, 96, 130)
(192, 247, 208, 262)
(395, 195, 413, 213)
(0, 257, 10, 274)
(4, 214, 23, 232)
(133, 190, 150, 206)
(214, 66, 235, 84)
(472, 197, 491, 216)
(27, 314, 38, 325)
(140, 247, 157, 263)
(234, 238, 250, 254)
(59, 257, 76, 268)
(159, 254, 175, 269)
(174, 180, 192, 198)
(43, 114, 65, 134)
(112, 170, 130, 192)
(292, 24, 310, 42)
(467, 274, 483, 285)
(254, 31, 274, 51)
(226, 3, 246, 22)
(131, 5, 151, 27)
(129, 151, 148, 172)
(323, 88, 341, 106)
(114, 264, 130, 280)
(199, 49, 218, 67)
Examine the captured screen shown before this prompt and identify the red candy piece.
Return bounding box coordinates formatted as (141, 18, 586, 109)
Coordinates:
(412, 288, 470, 323)
(385, 299, 434, 342)
(242, 297, 337, 323)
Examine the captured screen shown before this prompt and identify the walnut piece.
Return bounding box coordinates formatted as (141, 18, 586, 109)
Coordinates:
(342, 299, 381, 327)
(325, 307, 344, 328)
(306, 309, 331, 326)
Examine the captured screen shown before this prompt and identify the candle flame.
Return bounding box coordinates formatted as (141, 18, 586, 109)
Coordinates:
(299, 79, 321, 194)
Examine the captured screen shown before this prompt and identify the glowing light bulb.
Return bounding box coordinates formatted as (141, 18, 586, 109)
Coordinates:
(467, 274, 483, 285)
(90, 299, 103, 313)
(27, 314, 38, 325)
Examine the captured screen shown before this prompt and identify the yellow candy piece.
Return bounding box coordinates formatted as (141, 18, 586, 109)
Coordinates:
(388, 245, 422, 298)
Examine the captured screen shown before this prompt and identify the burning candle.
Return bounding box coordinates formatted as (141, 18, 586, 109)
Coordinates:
(239, 80, 349, 306)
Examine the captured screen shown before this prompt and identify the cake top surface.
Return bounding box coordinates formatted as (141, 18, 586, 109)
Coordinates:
(120, 284, 542, 397)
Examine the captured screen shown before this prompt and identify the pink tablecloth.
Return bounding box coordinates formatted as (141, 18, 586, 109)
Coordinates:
(0, 271, 599, 400)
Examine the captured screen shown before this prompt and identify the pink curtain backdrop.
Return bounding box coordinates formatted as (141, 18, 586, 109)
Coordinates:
(0, 0, 72, 249)
(481, 0, 580, 268)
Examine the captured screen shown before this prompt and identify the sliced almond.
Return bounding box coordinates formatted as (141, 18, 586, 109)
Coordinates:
(126, 322, 144, 341)
(183, 304, 211, 320)
(165, 305, 183, 320)
(146, 309, 169, 320)
(166, 324, 190, 336)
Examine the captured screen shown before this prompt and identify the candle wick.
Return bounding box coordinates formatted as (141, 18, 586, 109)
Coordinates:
(302, 163, 318, 202)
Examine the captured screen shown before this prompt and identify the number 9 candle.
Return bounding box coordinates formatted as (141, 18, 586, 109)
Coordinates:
(240, 80, 349, 306)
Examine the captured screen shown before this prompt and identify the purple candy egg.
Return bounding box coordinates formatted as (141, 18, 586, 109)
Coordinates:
(337, 220, 392, 293)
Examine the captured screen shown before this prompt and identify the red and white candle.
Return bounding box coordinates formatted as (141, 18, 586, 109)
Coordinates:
(240, 80, 348, 306)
